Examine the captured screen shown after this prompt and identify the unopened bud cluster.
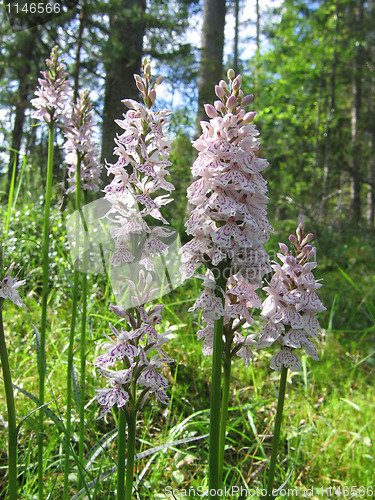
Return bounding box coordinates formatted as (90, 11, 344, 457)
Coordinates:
(204, 69, 255, 124)
(134, 58, 165, 109)
(31, 46, 72, 125)
(63, 89, 101, 193)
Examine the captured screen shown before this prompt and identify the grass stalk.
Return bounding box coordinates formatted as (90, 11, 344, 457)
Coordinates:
(63, 157, 82, 499)
(0, 304, 18, 500)
(4, 151, 17, 239)
(266, 364, 288, 499)
(38, 123, 55, 500)
(12, 154, 27, 214)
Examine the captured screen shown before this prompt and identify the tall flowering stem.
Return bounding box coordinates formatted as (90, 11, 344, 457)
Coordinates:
(181, 69, 272, 494)
(218, 330, 232, 480)
(62, 90, 101, 496)
(38, 123, 54, 497)
(78, 189, 89, 489)
(63, 256, 79, 499)
(257, 224, 325, 497)
(0, 309, 17, 500)
(31, 46, 72, 500)
(0, 261, 27, 500)
(62, 157, 81, 499)
(266, 364, 287, 499)
(124, 395, 136, 500)
(209, 296, 225, 492)
(95, 60, 175, 500)
(117, 407, 127, 499)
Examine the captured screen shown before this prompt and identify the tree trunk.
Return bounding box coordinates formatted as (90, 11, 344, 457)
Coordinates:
(196, 0, 226, 133)
(321, 0, 339, 219)
(368, 129, 375, 226)
(73, 0, 87, 103)
(350, 0, 364, 223)
(366, 0, 375, 226)
(101, 0, 146, 170)
(310, 69, 323, 214)
(254, 0, 260, 99)
(233, 0, 240, 75)
(5, 34, 36, 200)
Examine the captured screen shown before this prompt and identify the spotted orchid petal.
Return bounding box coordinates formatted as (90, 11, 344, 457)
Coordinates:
(270, 348, 302, 372)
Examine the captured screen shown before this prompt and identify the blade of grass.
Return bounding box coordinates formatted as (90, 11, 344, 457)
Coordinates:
(71, 433, 209, 500)
(337, 266, 362, 295)
(13, 154, 27, 210)
(4, 149, 18, 238)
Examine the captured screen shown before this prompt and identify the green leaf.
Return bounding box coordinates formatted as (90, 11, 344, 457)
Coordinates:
(340, 398, 361, 412)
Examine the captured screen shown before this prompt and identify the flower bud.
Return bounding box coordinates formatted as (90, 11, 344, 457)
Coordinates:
(240, 94, 254, 108)
(214, 100, 225, 112)
(301, 233, 314, 246)
(219, 80, 228, 91)
(243, 111, 256, 123)
(308, 247, 316, 258)
(279, 242, 289, 255)
(110, 304, 128, 318)
(226, 95, 237, 111)
(122, 99, 134, 109)
(215, 85, 225, 99)
(149, 89, 156, 105)
(296, 223, 304, 242)
(144, 63, 151, 77)
(135, 79, 145, 93)
(204, 103, 219, 118)
(302, 244, 313, 255)
(289, 234, 298, 245)
(237, 109, 245, 120)
(232, 76, 241, 91)
(154, 75, 165, 87)
(227, 68, 235, 80)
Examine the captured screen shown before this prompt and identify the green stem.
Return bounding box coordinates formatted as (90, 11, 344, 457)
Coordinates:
(117, 408, 127, 500)
(124, 407, 136, 500)
(266, 364, 288, 499)
(78, 189, 88, 489)
(38, 123, 55, 500)
(218, 353, 231, 481)
(63, 268, 79, 499)
(63, 157, 82, 500)
(208, 270, 227, 498)
(0, 304, 18, 500)
(209, 314, 224, 497)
